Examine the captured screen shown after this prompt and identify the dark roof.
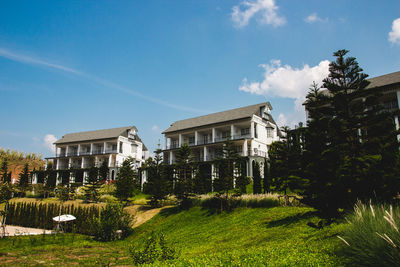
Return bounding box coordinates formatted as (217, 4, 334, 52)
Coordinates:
(54, 126, 138, 144)
(366, 71, 400, 89)
(163, 102, 274, 134)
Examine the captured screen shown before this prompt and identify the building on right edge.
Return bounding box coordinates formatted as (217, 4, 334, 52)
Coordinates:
(162, 102, 282, 183)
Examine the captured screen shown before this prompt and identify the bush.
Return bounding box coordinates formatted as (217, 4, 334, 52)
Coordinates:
(99, 194, 118, 203)
(129, 231, 177, 264)
(338, 201, 400, 266)
(90, 204, 133, 241)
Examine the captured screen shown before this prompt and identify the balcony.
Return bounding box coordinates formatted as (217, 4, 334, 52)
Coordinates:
(79, 151, 91, 156)
(67, 151, 78, 156)
(56, 153, 66, 158)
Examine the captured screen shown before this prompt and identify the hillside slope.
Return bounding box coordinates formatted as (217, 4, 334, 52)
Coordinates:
(129, 206, 348, 266)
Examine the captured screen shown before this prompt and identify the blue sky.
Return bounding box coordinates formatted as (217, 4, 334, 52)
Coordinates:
(1, 0, 400, 157)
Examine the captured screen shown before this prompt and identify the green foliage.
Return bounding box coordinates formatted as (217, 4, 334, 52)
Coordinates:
(338, 201, 400, 266)
(18, 163, 30, 194)
(55, 184, 78, 201)
(1, 159, 10, 183)
(115, 158, 138, 204)
(129, 231, 177, 264)
(144, 149, 170, 208)
(302, 49, 400, 218)
(6, 202, 100, 235)
(90, 203, 133, 241)
(0, 182, 13, 203)
(174, 144, 195, 208)
(98, 160, 109, 182)
(252, 161, 262, 194)
(83, 166, 101, 202)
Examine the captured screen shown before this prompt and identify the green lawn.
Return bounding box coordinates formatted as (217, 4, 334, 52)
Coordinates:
(0, 205, 349, 266)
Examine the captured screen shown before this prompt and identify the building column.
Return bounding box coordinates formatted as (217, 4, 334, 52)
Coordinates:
(203, 146, 208, 161)
(66, 145, 70, 156)
(211, 163, 215, 192)
(397, 90, 400, 110)
(195, 131, 199, 145)
(56, 159, 59, 170)
(68, 158, 72, 168)
(231, 125, 235, 139)
(81, 157, 85, 169)
(165, 136, 168, 150)
(212, 128, 216, 143)
(169, 151, 173, 164)
(250, 122, 255, 138)
(90, 143, 94, 155)
(178, 134, 182, 147)
(108, 154, 113, 167)
(78, 144, 81, 156)
(103, 142, 107, 154)
(243, 140, 248, 156)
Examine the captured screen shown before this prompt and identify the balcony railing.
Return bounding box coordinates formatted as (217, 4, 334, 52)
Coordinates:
(67, 152, 78, 156)
(79, 151, 91, 156)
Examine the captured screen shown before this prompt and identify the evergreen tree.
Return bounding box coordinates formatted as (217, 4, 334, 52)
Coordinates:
(1, 160, 8, 183)
(174, 144, 194, 208)
(146, 149, 169, 207)
(235, 158, 250, 194)
(263, 158, 271, 193)
(45, 163, 57, 197)
(99, 160, 109, 182)
(252, 161, 262, 194)
(115, 158, 137, 205)
(83, 166, 101, 202)
(18, 163, 30, 194)
(302, 49, 400, 218)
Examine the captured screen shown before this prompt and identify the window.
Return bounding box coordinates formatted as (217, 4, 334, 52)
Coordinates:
(203, 135, 208, 144)
(254, 123, 258, 138)
(241, 128, 250, 136)
(267, 128, 273, 138)
(189, 136, 195, 144)
(119, 142, 123, 153)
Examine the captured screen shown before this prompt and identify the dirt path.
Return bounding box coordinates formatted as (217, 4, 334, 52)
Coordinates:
(2, 225, 52, 236)
(125, 205, 170, 228)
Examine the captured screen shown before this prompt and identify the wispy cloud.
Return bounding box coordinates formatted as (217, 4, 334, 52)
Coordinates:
(304, 13, 328, 24)
(231, 0, 286, 28)
(151, 125, 159, 132)
(0, 47, 207, 114)
(389, 18, 400, 45)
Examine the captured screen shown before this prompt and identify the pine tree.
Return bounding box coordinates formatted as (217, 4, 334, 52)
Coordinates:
(83, 166, 101, 202)
(99, 160, 109, 182)
(18, 163, 30, 195)
(252, 161, 262, 194)
(174, 144, 194, 208)
(263, 158, 271, 193)
(1, 160, 8, 183)
(146, 149, 169, 207)
(115, 158, 137, 205)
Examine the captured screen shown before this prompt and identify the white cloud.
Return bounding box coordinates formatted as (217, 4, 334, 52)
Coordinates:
(239, 59, 330, 125)
(0, 47, 207, 114)
(231, 0, 286, 28)
(276, 113, 287, 127)
(151, 125, 159, 132)
(44, 134, 57, 153)
(304, 13, 327, 23)
(389, 18, 400, 45)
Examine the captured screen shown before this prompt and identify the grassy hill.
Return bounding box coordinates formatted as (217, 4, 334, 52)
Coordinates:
(0, 205, 348, 266)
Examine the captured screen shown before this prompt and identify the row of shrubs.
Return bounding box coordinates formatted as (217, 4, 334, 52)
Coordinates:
(6, 202, 100, 235)
(5, 202, 133, 240)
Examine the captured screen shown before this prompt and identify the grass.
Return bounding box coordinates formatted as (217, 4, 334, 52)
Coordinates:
(0, 205, 349, 266)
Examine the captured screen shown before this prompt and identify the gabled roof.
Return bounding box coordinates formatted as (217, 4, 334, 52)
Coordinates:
(163, 102, 273, 134)
(54, 126, 138, 144)
(366, 71, 400, 89)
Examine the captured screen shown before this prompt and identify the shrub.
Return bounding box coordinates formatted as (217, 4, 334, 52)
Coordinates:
(129, 231, 177, 264)
(338, 201, 400, 266)
(90, 204, 133, 241)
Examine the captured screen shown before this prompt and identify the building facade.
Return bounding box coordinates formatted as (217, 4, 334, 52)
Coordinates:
(33, 126, 148, 184)
(162, 102, 281, 180)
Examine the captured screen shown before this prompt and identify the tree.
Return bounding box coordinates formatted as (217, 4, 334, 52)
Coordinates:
(235, 158, 250, 194)
(99, 160, 109, 182)
(145, 149, 170, 207)
(252, 161, 262, 194)
(174, 144, 194, 208)
(83, 166, 101, 202)
(45, 163, 57, 197)
(115, 158, 137, 205)
(1, 160, 8, 183)
(18, 163, 30, 195)
(263, 158, 271, 193)
(302, 49, 400, 218)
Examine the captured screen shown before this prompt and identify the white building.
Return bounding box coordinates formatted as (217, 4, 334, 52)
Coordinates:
(162, 102, 281, 179)
(34, 126, 148, 184)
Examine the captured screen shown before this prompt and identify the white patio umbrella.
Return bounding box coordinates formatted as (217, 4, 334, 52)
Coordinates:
(52, 214, 76, 222)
